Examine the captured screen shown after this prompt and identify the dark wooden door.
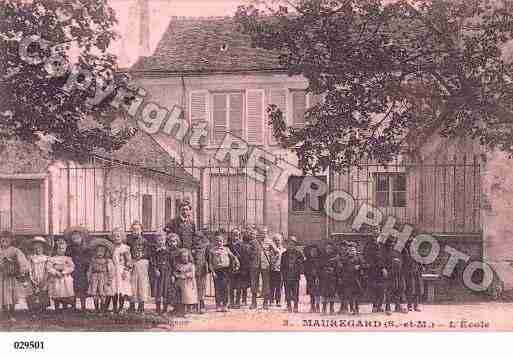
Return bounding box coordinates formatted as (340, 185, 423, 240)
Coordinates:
(288, 176, 327, 243)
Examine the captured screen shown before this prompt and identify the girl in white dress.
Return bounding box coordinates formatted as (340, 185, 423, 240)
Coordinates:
(27, 236, 50, 313)
(47, 238, 75, 312)
(111, 228, 132, 313)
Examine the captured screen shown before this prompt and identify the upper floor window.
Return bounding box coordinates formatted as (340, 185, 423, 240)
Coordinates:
(374, 173, 407, 208)
(189, 90, 265, 146)
(291, 90, 322, 129)
(212, 92, 244, 145)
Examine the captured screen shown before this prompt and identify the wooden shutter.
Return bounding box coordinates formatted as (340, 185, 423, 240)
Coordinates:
(269, 89, 287, 145)
(309, 93, 322, 107)
(229, 93, 244, 139)
(212, 93, 228, 145)
(292, 90, 307, 128)
(190, 91, 209, 146)
(190, 91, 208, 121)
(246, 89, 264, 144)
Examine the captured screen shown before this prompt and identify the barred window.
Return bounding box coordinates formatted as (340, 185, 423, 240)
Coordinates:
(374, 173, 407, 208)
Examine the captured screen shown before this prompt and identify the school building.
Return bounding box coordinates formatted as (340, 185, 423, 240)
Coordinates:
(0, 131, 199, 238)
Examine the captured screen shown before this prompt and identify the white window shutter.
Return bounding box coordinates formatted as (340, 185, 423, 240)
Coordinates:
(189, 90, 209, 122)
(212, 93, 228, 145)
(246, 89, 265, 145)
(269, 89, 287, 145)
(308, 93, 322, 108)
(292, 90, 307, 128)
(229, 93, 244, 139)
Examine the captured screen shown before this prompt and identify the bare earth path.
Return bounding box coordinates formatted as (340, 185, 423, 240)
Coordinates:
(1, 297, 512, 332)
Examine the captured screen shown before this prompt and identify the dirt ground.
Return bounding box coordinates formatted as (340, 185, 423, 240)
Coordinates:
(2, 295, 513, 332)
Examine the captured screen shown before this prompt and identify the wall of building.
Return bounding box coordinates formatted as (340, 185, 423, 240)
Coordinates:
(48, 160, 197, 235)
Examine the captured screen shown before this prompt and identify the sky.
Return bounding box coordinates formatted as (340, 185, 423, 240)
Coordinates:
(109, 0, 254, 67)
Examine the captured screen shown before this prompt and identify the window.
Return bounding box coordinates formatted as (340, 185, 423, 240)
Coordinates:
(0, 179, 43, 234)
(374, 173, 407, 208)
(141, 194, 153, 230)
(212, 92, 244, 145)
(210, 174, 263, 227)
(291, 90, 322, 128)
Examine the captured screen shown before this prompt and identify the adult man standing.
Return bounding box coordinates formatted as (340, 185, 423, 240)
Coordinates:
(164, 199, 196, 250)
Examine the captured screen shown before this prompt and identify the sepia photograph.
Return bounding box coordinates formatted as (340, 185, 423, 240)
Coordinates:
(2, 1, 513, 349)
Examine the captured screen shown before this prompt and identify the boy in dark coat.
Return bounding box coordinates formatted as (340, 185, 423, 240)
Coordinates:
(402, 240, 424, 312)
(338, 244, 366, 315)
(320, 243, 339, 315)
(65, 227, 90, 312)
(246, 226, 272, 310)
(149, 231, 177, 315)
(303, 245, 322, 313)
(383, 238, 408, 314)
(280, 236, 304, 312)
(191, 231, 210, 314)
(228, 228, 250, 309)
(364, 237, 387, 313)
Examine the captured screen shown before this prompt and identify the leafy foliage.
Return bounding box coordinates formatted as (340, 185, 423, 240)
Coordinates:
(0, 0, 135, 161)
(236, 0, 513, 173)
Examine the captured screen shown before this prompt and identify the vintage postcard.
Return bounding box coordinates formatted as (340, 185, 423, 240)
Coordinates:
(1, 0, 513, 337)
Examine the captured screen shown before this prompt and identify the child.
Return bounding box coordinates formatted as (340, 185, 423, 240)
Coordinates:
(174, 249, 198, 316)
(208, 233, 240, 312)
(127, 221, 148, 258)
(228, 228, 250, 309)
(383, 238, 407, 314)
(403, 240, 424, 312)
(339, 244, 366, 315)
(280, 236, 304, 313)
(111, 228, 133, 314)
(65, 227, 90, 312)
(47, 238, 75, 312)
(27, 236, 50, 314)
(320, 243, 340, 315)
(191, 231, 209, 314)
(0, 230, 29, 321)
(364, 236, 387, 313)
(130, 245, 151, 313)
(269, 233, 285, 307)
(87, 240, 114, 313)
(303, 245, 322, 313)
(150, 231, 176, 315)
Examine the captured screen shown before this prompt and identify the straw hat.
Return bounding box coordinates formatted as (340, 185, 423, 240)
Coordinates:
(88, 237, 114, 253)
(63, 226, 90, 242)
(29, 236, 48, 246)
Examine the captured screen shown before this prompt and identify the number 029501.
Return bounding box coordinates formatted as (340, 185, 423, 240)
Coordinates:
(13, 341, 44, 350)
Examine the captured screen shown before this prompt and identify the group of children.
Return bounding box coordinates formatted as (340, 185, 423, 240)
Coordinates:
(0, 221, 424, 321)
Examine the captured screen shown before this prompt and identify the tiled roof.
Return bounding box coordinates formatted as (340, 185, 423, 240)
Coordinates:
(0, 132, 197, 185)
(131, 17, 284, 74)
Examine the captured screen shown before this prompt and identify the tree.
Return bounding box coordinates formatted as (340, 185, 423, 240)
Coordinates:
(236, 0, 513, 173)
(0, 0, 135, 161)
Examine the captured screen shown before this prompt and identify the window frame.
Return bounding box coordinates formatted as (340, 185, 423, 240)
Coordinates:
(373, 173, 407, 208)
(210, 91, 246, 146)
